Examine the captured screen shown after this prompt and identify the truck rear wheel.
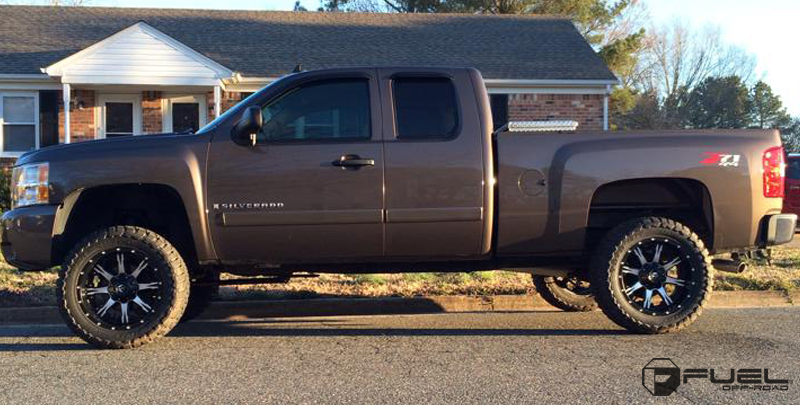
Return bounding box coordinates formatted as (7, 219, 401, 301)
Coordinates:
(590, 217, 712, 334)
(532, 275, 597, 312)
(57, 226, 189, 349)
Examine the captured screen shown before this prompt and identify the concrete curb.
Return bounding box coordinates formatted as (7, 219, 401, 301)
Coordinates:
(0, 291, 796, 324)
(0, 306, 61, 325)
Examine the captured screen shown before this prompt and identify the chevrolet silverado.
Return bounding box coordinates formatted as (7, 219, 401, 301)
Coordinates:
(2, 67, 795, 348)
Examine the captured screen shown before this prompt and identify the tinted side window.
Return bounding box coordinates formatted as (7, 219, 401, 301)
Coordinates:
(788, 158, 800, 180)
(260, 79, 370, 141)
(393, 77, 458, 140)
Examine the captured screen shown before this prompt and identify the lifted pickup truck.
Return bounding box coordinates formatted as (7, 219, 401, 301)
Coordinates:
(2, 67, 795, 348)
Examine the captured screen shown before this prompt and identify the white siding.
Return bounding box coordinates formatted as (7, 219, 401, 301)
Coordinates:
(49, 23, 231, 86)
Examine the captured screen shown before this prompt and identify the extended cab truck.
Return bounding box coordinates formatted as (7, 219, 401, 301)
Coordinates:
(1, 67, 796, 349)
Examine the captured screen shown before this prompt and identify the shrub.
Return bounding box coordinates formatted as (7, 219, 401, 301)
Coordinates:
(0, 167, 10, 213)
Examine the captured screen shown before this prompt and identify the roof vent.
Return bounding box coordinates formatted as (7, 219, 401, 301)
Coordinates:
(504, 120, 579, 133)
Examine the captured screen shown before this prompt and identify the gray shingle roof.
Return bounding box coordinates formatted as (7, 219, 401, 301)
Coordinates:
(0, 5, 617, 82)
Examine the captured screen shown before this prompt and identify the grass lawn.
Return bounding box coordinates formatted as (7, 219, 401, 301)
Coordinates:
(2, 246, 799, 308)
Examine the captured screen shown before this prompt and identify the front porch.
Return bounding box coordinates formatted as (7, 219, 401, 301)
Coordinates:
(55, 85, 247, 144)
(37, 20, 249, 151)
(0, 84, 250, 160)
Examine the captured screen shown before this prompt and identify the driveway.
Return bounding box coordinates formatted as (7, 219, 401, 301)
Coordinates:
(1, 308, 798, 404)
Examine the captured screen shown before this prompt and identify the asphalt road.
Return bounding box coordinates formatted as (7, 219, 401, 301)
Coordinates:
(1, 308, 799, 404)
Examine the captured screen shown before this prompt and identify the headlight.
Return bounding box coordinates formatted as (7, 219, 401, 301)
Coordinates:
(11, 162, 49, 209)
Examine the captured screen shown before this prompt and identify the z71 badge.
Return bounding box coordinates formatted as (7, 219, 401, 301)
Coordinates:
(700, 152, 741, 167)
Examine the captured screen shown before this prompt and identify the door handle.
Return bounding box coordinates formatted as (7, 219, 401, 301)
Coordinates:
(332, 154, 375, 169)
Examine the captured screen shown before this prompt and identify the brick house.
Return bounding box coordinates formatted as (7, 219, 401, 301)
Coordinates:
(0, 5, 617, 161)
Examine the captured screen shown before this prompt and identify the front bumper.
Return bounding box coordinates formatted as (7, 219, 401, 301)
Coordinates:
(1, 205, 58, 270)
(759, 213, 797, 247)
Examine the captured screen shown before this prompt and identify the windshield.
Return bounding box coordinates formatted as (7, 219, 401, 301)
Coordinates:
(195, 76, 289, 135)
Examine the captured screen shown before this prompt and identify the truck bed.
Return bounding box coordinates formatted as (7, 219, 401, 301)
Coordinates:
(494, 129, 785, 255)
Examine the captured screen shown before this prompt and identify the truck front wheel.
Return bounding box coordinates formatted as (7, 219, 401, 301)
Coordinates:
(57, 226, 190, 349)
(590, 217, 713, 334)
(532, 275, 597, 312)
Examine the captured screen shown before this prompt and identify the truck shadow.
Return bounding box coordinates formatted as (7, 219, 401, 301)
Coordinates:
(0, 313, 629, 352)
(171, 320, 630, 338)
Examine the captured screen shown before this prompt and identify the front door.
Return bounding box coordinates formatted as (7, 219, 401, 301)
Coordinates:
(206, 71, 384, 264)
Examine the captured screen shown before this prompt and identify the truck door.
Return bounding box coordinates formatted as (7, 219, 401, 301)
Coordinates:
(206, 71, 384, 263)
(378, 69, 488, 258)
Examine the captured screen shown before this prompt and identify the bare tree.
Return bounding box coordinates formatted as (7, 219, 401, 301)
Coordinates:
(640, 21, 756, 98)
(344, 0, 387, 12)
(600, 0, 649, 47)
(627, 20, 756, 127)
(475, 0, 531, 14)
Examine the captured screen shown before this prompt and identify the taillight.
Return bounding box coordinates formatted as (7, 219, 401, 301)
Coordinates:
(763, 146, 785, 198)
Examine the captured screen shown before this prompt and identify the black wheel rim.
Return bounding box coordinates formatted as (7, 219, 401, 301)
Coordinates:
(619, 237, 694, 316)
(76, 248, 164, 330)
(554, 277, 592, 296)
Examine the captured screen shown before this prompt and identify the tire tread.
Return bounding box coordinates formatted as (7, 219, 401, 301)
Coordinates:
(532, 275, 597, 312)
(590, 217, 713, 334)
(57, 226, 189, 349)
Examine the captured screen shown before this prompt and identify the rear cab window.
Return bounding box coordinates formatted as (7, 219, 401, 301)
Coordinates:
(392, 77, 459, 140)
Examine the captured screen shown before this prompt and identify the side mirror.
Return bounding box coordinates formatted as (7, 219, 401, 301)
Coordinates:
(232, 106, 263, 146)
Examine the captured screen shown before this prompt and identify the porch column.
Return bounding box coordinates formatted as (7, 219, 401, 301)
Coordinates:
(213, 85, 222, 118)
(603, 84, 610, 132)
(62, 83, 71, 143)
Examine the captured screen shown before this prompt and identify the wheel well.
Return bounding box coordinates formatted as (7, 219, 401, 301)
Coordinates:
(54, 184, 197, 268)
(586, 178, 714, 251)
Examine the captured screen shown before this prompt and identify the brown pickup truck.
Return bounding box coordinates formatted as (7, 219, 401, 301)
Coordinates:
(2, 67, 795, 349)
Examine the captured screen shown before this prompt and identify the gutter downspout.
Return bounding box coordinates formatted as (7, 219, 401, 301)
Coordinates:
(603, 84, 611, 132)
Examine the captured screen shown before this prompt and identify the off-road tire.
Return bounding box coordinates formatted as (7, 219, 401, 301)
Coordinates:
(532, 275, 597, 312)
(180, 272, 219, 323)
(590, 217, 713, 334)
(57, 226, 190, 349)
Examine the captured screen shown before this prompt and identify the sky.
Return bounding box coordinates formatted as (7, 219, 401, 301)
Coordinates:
(20, 0, 799, 115)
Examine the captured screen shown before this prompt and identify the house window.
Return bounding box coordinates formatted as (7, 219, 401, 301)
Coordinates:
(162, 94, 207, 134)
(98, 94, 142, 138)
(490, 94, 509, 130)
(0, 93, 39, 155)
(172, 103, 200, 133)
(105, 102, 134, 137)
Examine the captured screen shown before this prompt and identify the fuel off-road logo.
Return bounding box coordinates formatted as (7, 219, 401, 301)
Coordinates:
(642, 358, 792, 396)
